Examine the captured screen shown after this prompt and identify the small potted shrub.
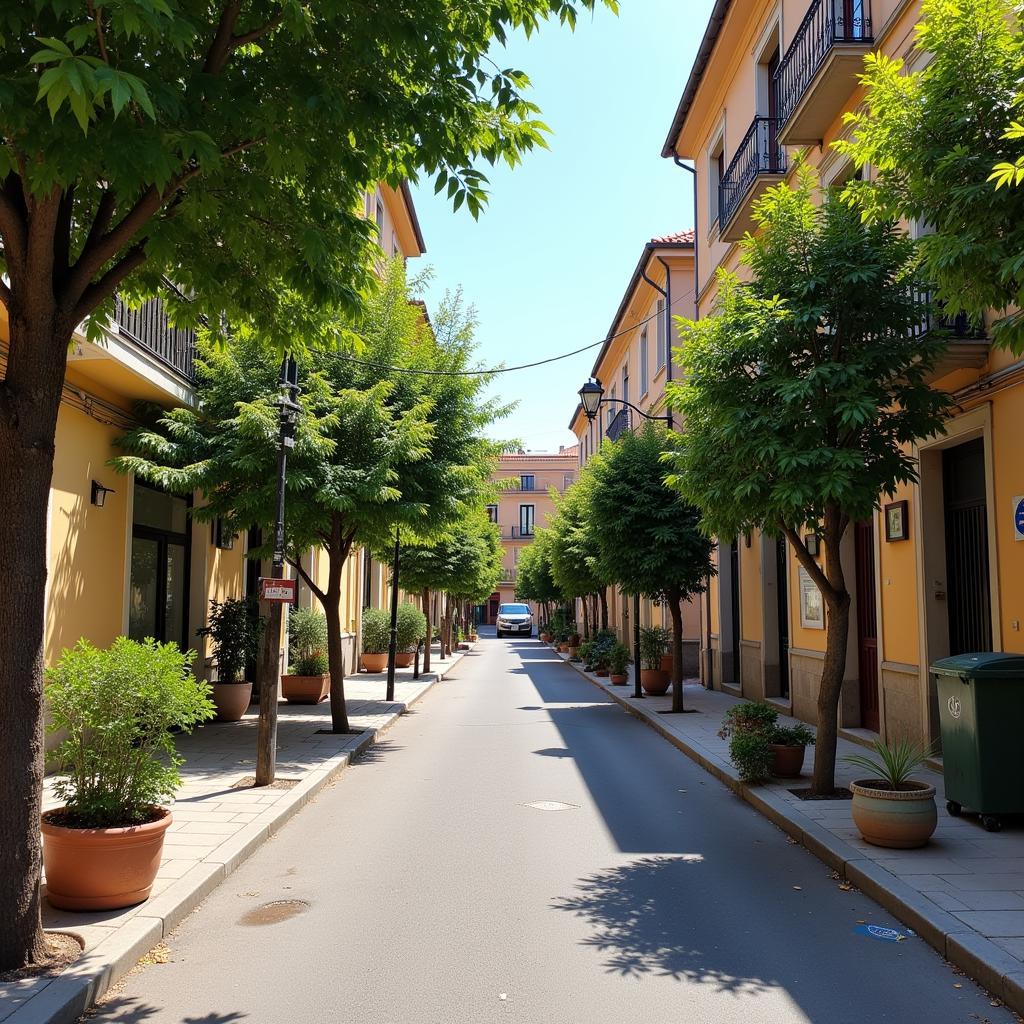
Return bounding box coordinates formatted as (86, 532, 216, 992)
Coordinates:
(361, 607, 391, 672)
(283, 608, 331, 704)
(198, 597, 264, 721)
(42, 637, 215, 910)
(769, 723, 815, 778)
(568, 631, 582, 658)
(718, 702, 779, 783)
(608, 643, 630, 685)
(395, 603, 428, 667)
(844, 739, 937, 849)
(639, 626, 671, 695)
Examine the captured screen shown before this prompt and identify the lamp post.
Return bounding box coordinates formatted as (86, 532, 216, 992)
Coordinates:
(386, 525, 401, 703)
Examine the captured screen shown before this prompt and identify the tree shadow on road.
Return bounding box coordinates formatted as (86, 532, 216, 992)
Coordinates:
(85, 995, 248, 1022)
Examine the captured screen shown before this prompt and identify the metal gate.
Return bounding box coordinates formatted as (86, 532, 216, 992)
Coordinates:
(854, 520, 879, 732)
(776, 536, 790, 699)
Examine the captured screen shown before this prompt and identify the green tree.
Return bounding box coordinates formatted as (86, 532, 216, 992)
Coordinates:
(515, 529, 562, 625)
(0, 0, 616, 967)
(838, 0, 1024, 349)
(587, 423, 714, 712)
(664, 174, 954, 794)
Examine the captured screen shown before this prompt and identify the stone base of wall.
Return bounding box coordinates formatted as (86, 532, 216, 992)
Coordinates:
(881, 661, 925, 745)
(789, 648, 859, 728)
(740, 639, 763, 700)
(681, 639, 699, 678)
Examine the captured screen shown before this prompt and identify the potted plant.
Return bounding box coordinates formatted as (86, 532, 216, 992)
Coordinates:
(361, 607, 391, 672)
(769, 723, 815, 778)
(608, 643, 630, 685)
(197, 597, 264, 721)
(639, 626, 671, 695)
(42, 637, 215, 910)
(395, 602, 428, 667)
(282, 608, 331, 704)
(568, 631, 582, 658)
(718, 701, 779, 782)
(844, 739, 938, 849)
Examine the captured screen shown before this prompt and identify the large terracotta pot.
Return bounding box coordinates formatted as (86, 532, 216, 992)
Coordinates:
(395, 652, 415, 668)
(660, 654, 674, 675)
(609, 673, 628, 686)
(42, 808, 172, 911)
(211, 681, 252, 722)
(769, 743, 806, 778)
(568, 646, 580, 659)
(361, 653, 388, 673)
(281, 673, 330, 704)
(558, 643, 569, 653)
(640, 669, 670, 695)
(850, 780, 937, 849)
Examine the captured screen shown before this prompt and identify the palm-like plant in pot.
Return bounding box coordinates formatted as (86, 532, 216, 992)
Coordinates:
(361, 607, 391, 672)
(42, 637, 215, 910)
(283, 608, 331, 704)
(639, 626, 671, 695)
(395, 603, 428, 668)
(844, 739, 937, 849)
(197, 598, 264, 721)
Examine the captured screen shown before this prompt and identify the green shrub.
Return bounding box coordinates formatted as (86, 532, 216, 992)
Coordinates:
(45, 637, 215, 828)
(718, 701, 779, 740)
(608, 643, 630, 676)
(638, 626, 670, 670)
(362, 607, 391, 654)
(396, 603, 428, 651)
(197, 597, 263, 684)
(730, 731, 773, 783)
(774, 724, 815, 747)
(288, 608, 330, 676)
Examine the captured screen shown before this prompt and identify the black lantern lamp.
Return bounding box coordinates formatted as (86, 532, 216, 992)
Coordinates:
(90, 480, 115, 507)
(578, 378, 604, 421)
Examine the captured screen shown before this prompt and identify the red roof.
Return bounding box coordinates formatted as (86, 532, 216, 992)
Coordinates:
(649, 230, 695, 246)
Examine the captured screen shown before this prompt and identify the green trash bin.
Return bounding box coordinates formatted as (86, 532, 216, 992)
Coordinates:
(931, 652, 1024, 832)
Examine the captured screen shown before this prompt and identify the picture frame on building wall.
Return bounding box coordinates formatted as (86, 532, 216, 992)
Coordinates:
(798, 567, 824, 630)
(884, 500, 909, 542)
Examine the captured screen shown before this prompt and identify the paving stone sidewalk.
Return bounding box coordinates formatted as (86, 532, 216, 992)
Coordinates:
(1, 644, 471, 1024)
(558, 649, 1024, 1015)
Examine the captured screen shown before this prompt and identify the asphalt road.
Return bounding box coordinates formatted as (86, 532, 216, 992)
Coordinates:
(90, 632, 1015, 1024)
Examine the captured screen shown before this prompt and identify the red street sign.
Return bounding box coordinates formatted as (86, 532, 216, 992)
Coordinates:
(258, 577, 297, 603)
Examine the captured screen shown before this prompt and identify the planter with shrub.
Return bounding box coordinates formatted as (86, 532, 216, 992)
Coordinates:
(769, 724, 815, 778)
(719, 703, 817, 782)
(361, 607, 391, 672)
(396, 603, 428, 667)
(283, 608, 331, 704)
(608, 642, 630, 685)
(42, 637, 215, 910)
(639, 626, 671, 695)
(198, 598, 264, 721)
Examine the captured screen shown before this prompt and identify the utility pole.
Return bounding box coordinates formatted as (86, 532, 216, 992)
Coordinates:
(386, 526, 401, 702)
(256, 354, 300, 786)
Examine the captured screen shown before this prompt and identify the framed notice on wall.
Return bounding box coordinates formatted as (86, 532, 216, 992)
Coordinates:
(798, 567, 824, 630)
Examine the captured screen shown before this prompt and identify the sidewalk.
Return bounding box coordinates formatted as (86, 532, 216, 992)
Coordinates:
(1, 645, 471, 1024)
(558, 648, 1024, 1015)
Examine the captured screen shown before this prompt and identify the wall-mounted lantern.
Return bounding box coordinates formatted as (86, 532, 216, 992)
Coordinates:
(90, 480, 115, 508)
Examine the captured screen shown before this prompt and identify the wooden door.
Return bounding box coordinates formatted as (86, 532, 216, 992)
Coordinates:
(854, 519, 880, 732)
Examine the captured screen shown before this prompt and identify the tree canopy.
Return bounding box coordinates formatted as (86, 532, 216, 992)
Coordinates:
(515, 529, 562, 613)
(547, 468, 609, 604)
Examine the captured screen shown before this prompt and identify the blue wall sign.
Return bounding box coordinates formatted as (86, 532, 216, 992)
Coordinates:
(1015, 496, 1024, 542)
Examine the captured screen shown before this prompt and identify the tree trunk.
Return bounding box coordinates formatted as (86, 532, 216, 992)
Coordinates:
(668, 593, 686, 713)
(325, 546, 349, 733)
(581, 596, 590, 640)
(421, 587, 431, 673)
(0, 299, 74, 968)
(599, 587, 609, 631)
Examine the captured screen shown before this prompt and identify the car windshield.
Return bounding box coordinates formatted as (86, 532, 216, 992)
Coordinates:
(498, 604, 530, 615)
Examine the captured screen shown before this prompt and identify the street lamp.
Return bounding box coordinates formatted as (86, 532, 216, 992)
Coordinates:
(577, 377, 672, 428)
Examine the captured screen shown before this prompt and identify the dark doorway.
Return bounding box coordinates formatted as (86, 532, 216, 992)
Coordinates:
(854, 519, 880, 732)
(776, 536, 790, 699)
(128, 481, 190, 649)
(943, 439, 992, 655)
(729, 540, 741, 685)
(486, 592, 500, 625)
(766, 47, 782, 173)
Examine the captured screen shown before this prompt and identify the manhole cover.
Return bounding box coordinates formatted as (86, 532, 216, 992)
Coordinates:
(239, 899, 310, 926)
(524, 800, 578, 812)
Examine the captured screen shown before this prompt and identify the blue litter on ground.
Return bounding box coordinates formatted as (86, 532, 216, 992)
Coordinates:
(854, 924, 916, 942)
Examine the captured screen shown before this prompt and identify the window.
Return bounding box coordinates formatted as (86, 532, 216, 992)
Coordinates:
(622, 362, 629, 407)
(656, 300, 667, 369)
(391, 231, 399, 256)
(607, 384, 616, 428)
(639, 327, 648, 394)
(520, 474, 535, 492)
(375, 197, 385, 235)
(709, 136, 725, 226)
(486, 504, 498, 523)
(519, 505, 535, 537)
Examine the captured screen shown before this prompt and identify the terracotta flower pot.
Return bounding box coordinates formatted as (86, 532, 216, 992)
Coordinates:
(850, 780, 937, 849)
(769, 743, 806, 778)
(42, 807, 172, 911)
(281, 673, 330, 705)
(395, 652, 415, 668)
(558, 643, 569, 653)
(361, 653, 388, 673)
(211, 681, 253, 722)
(640, 668, 670, 695)
(568, 646, 579, 659)
(609, 673, 628, 686)
(540, 633, 550, 643)
(595, 667, 609, 677)
(660, 654, 674, 675)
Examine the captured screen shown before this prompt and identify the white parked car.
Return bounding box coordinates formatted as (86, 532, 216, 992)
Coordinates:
(495, 603, 534, 638)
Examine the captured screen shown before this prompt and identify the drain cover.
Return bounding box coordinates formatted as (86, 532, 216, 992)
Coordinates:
(239, 899, 310, 926)
(525, 800, 578, 812)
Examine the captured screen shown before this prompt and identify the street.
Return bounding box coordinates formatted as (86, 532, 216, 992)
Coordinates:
(89, 634, 1014, 1024)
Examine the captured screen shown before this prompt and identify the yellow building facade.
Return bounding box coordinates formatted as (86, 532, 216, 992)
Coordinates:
(663, 0, 1024, 746)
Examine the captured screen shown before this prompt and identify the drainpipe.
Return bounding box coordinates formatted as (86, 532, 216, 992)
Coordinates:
(639, 261, 672, 432)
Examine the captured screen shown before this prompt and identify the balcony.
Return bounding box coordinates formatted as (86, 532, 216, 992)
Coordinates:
(115, 289, 197, 381)
(774, 0, 873, 146)
(719, 117, 787, 242)
(606, 407, 631, 442)
(503, 525, 535, 540)
(911, 287, 990, 380)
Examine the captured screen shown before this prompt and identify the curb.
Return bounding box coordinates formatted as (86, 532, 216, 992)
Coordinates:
(6, 655, 462, 1024)
(557, 650, 1024, 1016)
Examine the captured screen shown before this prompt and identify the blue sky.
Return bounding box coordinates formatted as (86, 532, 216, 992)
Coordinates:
(411, 0, 715, 452)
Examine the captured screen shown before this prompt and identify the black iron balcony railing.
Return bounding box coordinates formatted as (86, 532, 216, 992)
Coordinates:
(115, 289, 197, 381)
(774, 0, 873, 127)
(504, 525, 535, 539)
(606, 407, 631, 442)
(719, 117, 787, 231)
(910, 286, 988, 342)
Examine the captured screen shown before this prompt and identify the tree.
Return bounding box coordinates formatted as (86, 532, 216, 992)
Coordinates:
(587, 423, 714, 712)
(663, 173, 954, 793)
(838, 0, 1024, 349)
(515, 529, 562, 626)
(0, 0, 617, 966)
